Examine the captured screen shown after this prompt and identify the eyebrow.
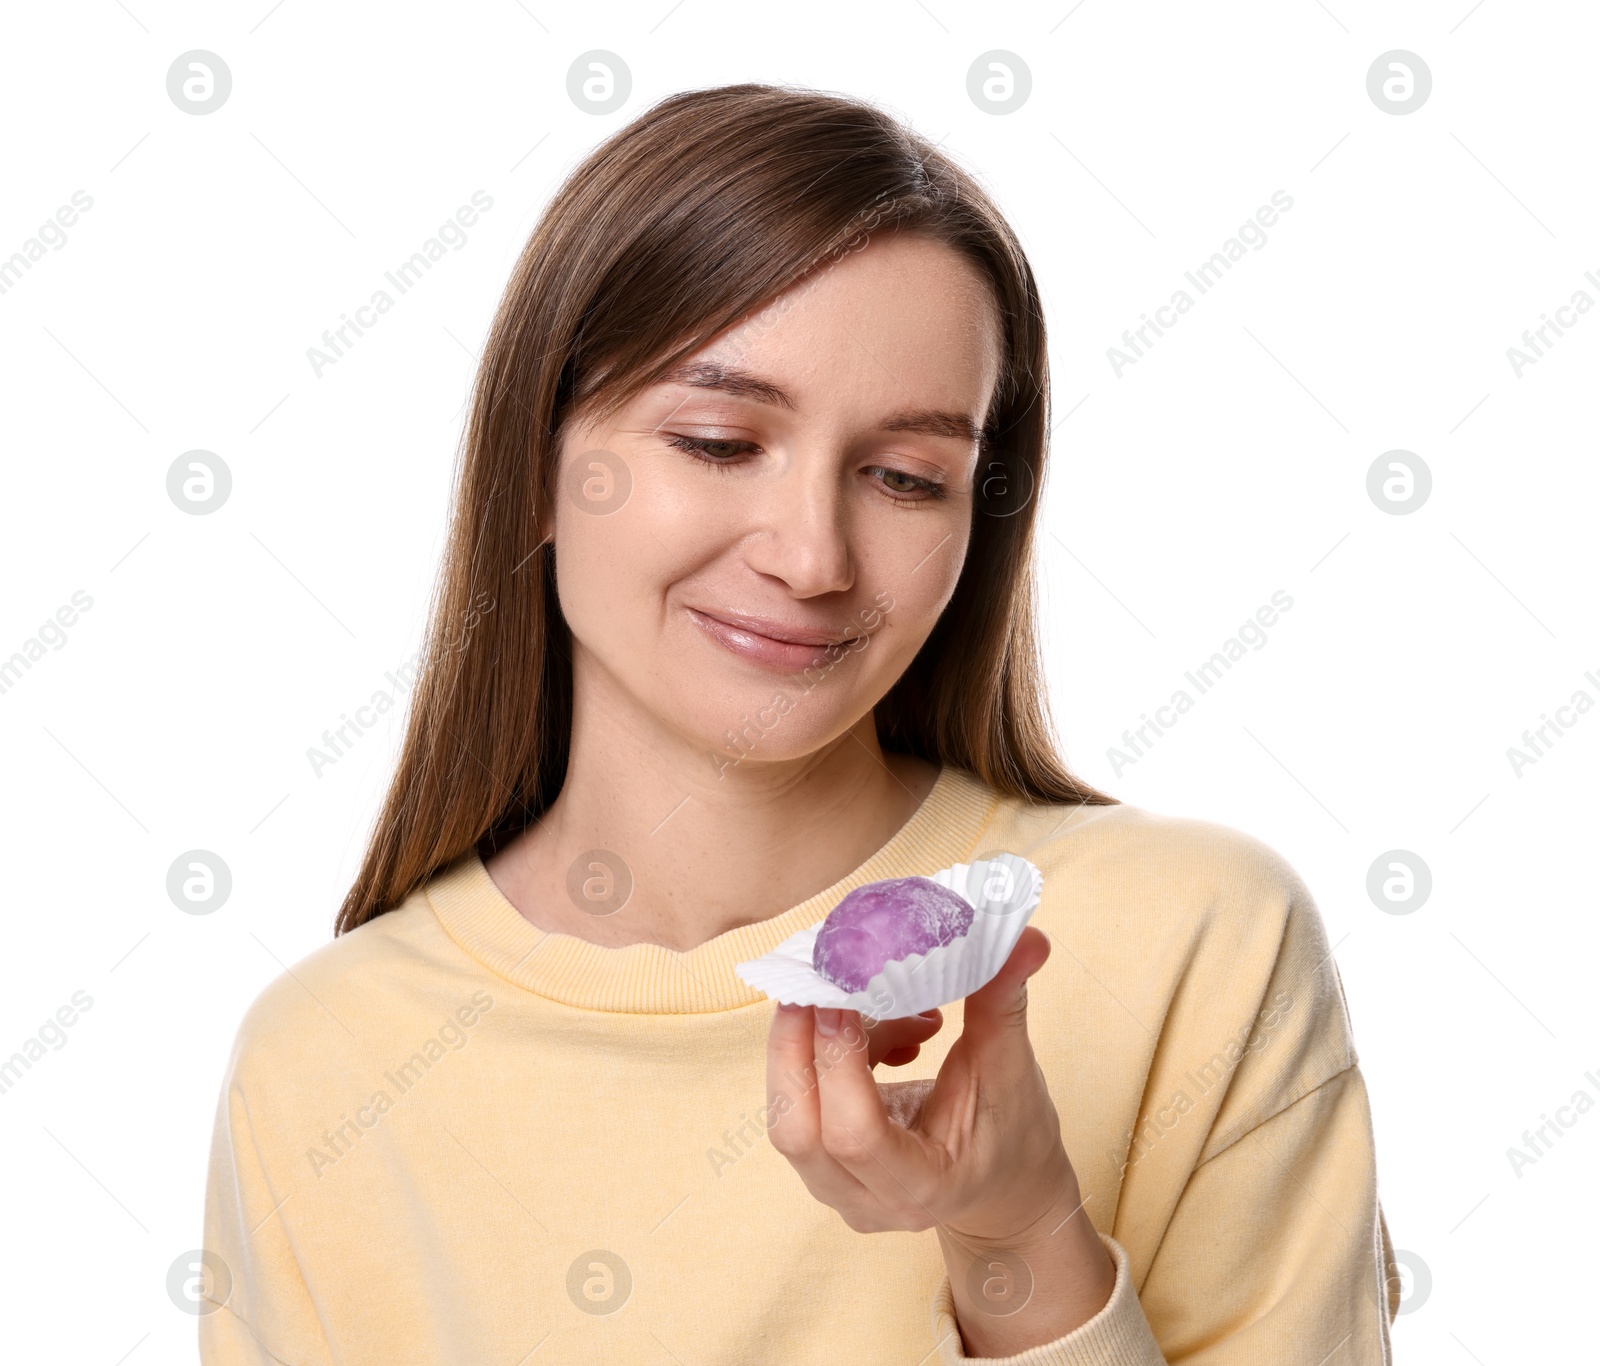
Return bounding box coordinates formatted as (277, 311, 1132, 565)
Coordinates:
(658, 360, 984, 446)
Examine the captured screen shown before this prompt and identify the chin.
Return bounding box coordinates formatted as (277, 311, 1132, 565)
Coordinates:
(679, 684, 861, 778)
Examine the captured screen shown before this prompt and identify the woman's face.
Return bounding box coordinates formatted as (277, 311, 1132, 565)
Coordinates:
(550, 230, 1003, 774)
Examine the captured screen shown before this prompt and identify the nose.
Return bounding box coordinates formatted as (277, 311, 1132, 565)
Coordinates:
(742, 449, 854, 598)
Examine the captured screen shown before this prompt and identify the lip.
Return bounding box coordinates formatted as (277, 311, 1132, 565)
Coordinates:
(686, 606, 867, 672)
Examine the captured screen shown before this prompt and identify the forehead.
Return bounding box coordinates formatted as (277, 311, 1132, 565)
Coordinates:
(673, 232, 1003, 422)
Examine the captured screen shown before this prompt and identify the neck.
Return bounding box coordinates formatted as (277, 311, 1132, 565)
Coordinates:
(483, 657, 939, 952)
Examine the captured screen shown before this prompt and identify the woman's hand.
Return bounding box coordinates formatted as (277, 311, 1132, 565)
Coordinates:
(862, 1006, 944, 1068)
(764, 927, 1116, 1357)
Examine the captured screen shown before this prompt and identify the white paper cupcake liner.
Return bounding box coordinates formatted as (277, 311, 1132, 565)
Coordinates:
(734, 852, 1043, 1019)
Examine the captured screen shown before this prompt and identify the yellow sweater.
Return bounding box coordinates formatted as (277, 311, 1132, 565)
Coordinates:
(201, 765, 1399, 1364)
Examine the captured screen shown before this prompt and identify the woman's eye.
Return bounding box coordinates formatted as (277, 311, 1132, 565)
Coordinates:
(870, 466, 947, 501)
(667, 434, 752, 463)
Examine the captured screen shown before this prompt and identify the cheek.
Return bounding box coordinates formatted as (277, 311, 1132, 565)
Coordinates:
(552, 455, 714, 648)
(855, 518, 971, 661)
(552, 491, 653, 644)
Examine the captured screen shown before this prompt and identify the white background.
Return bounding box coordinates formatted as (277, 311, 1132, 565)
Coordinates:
(1, 1, 1594, 1360)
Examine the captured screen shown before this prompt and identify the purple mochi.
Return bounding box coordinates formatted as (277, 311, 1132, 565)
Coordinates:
(812, 876, 974, 992)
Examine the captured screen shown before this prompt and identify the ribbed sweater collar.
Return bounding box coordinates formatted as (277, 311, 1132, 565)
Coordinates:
(423, 765, 999, 1014)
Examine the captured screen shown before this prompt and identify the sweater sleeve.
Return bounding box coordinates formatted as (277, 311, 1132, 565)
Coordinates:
(198, 1062, 334, 1365)
(930, 1064, 1397, 1364)
(931, 1231, 1166, 1364)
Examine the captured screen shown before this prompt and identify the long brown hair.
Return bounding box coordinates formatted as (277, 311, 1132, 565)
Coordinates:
(334, 82, 1114, 935)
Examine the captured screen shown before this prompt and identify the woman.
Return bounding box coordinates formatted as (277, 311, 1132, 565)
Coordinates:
(202, 84, 1399, 1363)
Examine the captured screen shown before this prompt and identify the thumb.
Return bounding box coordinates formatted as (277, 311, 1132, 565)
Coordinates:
(960, 925, 1051, 1037)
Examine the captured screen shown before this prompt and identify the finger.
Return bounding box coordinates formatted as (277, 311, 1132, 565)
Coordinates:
(948, 927, 1054, 1099)
(766, 1002, 823, 1149)
(864, 1007, 942, 1069)
(812, 1008, 936, 1212)
(764, 1003, 876, 1210)
(961, 925, 1050, 1038)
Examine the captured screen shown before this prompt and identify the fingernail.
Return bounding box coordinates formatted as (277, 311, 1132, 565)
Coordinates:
(815, 1007, 840, 1035)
